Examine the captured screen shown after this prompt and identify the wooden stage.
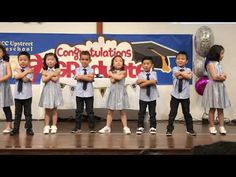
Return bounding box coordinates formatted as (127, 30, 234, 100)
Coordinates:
(1, 120, 236, 155)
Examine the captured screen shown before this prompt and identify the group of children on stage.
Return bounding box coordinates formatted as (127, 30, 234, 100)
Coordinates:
(0, 44, 231, 136)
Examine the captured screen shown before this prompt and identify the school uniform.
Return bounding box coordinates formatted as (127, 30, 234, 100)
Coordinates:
(13, 67, 33, 131)
(73, 66, 95, 131)
(167, 66, 194, 132)
(137, 71, 159, 128)
(106, 71, 129, 110)
(39, 68, 64, 108)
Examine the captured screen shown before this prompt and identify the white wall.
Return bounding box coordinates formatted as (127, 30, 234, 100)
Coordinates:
(0, 22, 96, 33)
(0, 22, 235, 120)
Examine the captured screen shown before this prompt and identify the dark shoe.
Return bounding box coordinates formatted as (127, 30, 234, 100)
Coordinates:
(89, 129, 96, 133)
(166, 130, 173, 136)
(26, 129, 34, 136)
(71, 128, 81, 133)
(10, 129, 19, 136)
(186, 130, 196, 136)
(149, 127, 157, 135)
(136, 127, 144, 135)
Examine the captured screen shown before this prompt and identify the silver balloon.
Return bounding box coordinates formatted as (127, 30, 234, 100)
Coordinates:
(194, 26, 214, 57)
(193, 55, 208, 78)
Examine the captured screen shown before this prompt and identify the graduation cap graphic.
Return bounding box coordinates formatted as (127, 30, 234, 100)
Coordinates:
(131, 41, 178, 73)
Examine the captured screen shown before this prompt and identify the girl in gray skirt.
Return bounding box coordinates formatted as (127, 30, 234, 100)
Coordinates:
(39, 53, 63, 134)
(202, 45, 231, 135)
(0, 44, 13, 133)
(99, 55, 131, 134)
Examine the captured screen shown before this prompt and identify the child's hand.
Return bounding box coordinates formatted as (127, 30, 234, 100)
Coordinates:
(136, 79, 145, 85)
(175, 71, 183, 78)
(52, 72, 57, 77)
(108, 72, 113, 78)
(110, 77, 116, 83)
(15, 68, 21, 73)
(186, 71, 192, 75)
(27, 68, 34, 74)
(178, 71, 192, 80)
(219, 73, 226, 81)
(50, 70, 59, 77)
(177, 75, 183, 79)
(74, 75, 81, 80)
(41, 70, 47, 76)
(48, 70, 59, 77)
(221, 73, 227, 78)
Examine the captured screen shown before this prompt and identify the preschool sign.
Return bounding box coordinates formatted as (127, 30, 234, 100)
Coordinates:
(0, 33, 193, 85)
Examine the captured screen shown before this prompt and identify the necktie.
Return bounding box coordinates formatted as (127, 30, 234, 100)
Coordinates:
(17, 68, 25, 93)
(83, 68, 87, 90)
(146, 73, 151, 97)
(178, 68, 184, 93)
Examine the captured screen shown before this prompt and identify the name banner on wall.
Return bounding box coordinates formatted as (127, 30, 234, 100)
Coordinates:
(0, 33, 192, 109)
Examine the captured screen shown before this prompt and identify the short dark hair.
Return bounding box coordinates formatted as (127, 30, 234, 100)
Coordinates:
(17, 51, 30, 60)
(142, 56, 153, 63)
(80, 50, 91, 59)
(176, 51, 188, 60)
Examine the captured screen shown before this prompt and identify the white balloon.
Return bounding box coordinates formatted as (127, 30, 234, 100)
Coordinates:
(193, 55, 208, 78)
(194, 26, 214, 57)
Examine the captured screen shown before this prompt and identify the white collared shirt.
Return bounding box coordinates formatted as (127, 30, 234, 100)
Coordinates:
(171, 66, 191, 99)
(75, 66, 94, 98)
(137, 70, 159, 101)
(14, 67, 33, 100)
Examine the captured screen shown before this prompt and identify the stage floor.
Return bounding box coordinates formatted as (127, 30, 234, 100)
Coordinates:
(0, 120, 236, 155)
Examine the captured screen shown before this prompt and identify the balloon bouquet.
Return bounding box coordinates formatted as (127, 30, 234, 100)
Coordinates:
(193, 26, 215, 122)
